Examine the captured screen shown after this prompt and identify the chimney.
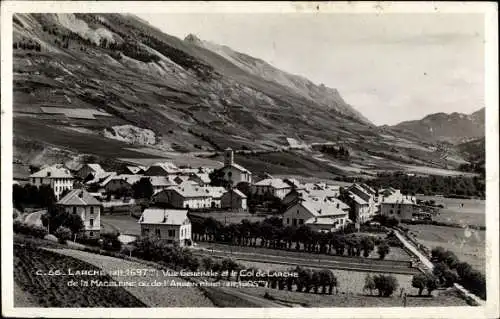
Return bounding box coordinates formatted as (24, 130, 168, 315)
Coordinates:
(318, 209, 322, 215)
(78, 191, 83, 198)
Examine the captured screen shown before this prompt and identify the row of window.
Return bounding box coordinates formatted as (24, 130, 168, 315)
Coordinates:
(286, 218, 304, 226)
(144, 228, 176, 238)
(72, 207, 96, 214)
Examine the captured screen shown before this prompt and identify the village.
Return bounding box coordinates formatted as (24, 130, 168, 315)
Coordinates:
(15, 148, 435, 246)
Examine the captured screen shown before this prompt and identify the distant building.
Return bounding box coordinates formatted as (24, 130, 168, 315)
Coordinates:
(221, 189, 248, 210)
(29, 164, 74, 200)
(124, 165, 146, 175)
(143, 162, 178, 176)
(282, 186, 342, 208)
(345, 183, 378, 223)
(76, 163, 105, 180)
(138, 208, 192, 246)
(252, 178, 292, 199)
(57, 188, 101, 238)
(219, 148, 252, 185)
(282, 198, 349, 232)
(379, 189, 420, 220)
(103, 174, 143, 194)
(203, 186, 226, 208)
(147, 176, 176, 194)
(188, 173, 211, 187)
(152, 185, 212, 209)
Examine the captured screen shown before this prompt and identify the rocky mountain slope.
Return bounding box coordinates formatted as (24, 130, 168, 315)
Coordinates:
(12, 13, 474, 176)
(385, 108, 485, 144)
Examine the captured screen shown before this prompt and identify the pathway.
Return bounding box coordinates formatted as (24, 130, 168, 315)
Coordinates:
(393, 230, 434, 270)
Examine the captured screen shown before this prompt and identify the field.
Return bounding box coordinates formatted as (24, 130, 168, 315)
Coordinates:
(45, 248, 214, 307)
(405, 224, 485, 273)
(417, 196, 485, 227)
(230, 261, 467, 307)
(14, 244, 146, 307)
(189, 212, 270, 225)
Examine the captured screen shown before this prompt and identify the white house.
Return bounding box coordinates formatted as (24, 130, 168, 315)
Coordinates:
(102, 174, 143, 194)
(346, 183, 378, 223)
(252, 178, 292, 199)
(221, 189, 248, 210)
(138, 208, 192, 246)
(203, 186, 226, 208)
(282, 199, 349, 232)
(219, 148, 252, 185)
(148, 176, 176, 194)
(188, 173, 211, 187)
(57, 188, 101, 238)
(152, 185, 213, 209)
(379, 189, 420, 220)
(29, 164, 74, 200)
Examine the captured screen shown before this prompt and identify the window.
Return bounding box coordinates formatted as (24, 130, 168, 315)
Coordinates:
(143, 228, 149, 236)
(155, 229, 161, 238)
(90, 219, 94, 227)
(90, 207, 94, 214)
(181, 229, 184, 237)
(228, 172, 232, 178)
(73, 207, 77, 214)
(293, 218, 297, 226)
(299, 219, 304, 225)
(397, 210, 401, 215)
(168, 229, 175, 237)
(390, 210, 394, 214)
(286, 218, 290, 225)
(89, 231, 94, 237)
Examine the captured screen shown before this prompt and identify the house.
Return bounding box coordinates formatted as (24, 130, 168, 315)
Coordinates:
(143, 162, 178, 176)
(221, 189, 248, 210)
(147, 176, 176, 194)
(219, 148, 252, 185)
(76, 163, 105, 180)
(138, 208, 192, 246)
(252, 178, 292, 199)
(379, 189, 420, 220)
(29, 164, 74, 200)
(283, 178, 303, 190)
(188, 173, 211, 187)
(85, 171, 116, 190)
(203, 186, 227, 208)
(103, 174, 143, 194)
(345, 183, 378, 223)
(173, 175, 190, 185)
(124, 165, 146, 175)
(152, 185, 212, 209)
(282, 199, 349, 232)
(56, 188, 101, 238)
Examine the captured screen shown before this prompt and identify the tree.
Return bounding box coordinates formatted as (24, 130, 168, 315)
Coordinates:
(456, 262, 473, 279)
(132, 178, 154, 199)
(377, 242, 390, 260)
(38, 185, 57, 208)
(208, 169, 230, 188)
(373, 274, 399, 297)
(42, 205, 84, 235)
(364, 274, 376, 295)
(202, 256, 214, 270)
(55, 226, 72, 244)
(101, 231, 122, 251)
(426, 275, 438, 296)
(361, 236, 375, 257)
(412, 274, 427, 296)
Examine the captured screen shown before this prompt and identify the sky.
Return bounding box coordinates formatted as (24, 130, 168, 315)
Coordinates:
(137, 13, 485, 125)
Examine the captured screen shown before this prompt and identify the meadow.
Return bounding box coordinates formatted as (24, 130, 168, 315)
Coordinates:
(417, 196, 485, 227)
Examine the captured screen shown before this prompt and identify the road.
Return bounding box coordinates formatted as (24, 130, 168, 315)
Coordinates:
(393, 230, 434, 270)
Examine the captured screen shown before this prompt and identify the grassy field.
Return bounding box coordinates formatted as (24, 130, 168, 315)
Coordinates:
(417, 196, 485, 227)
(405, 224, 485, 273)
(231, 261, 467, 307)
(14, 244, 146, 307)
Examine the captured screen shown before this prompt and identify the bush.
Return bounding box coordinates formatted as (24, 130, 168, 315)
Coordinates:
(377, 242, 390, 260)
(373, 274, 399, 297)
(13, 221, 48, 238)
(412, 273, 427, 296)
(364, 274, 376, 295)
(55, 226, 72, 244)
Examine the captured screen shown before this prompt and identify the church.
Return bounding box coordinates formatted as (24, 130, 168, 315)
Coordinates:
(219, 148, 252, 186)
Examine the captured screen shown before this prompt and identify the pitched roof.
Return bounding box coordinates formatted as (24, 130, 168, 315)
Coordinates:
(348, 192, 368, 205)
(57, 189, 101, 206)
(190, 173, 211, 184)
(298, 200, 348, 217)
(147, 162, 178, 173)
(382, 193, 416, 205)
(305, 195, 349, 210)
(138, 208, 189, 225)
(203, 186, 227, 198)
(102, 174, 144, 186)
(86, 171, 116, 185)
(126, 166, 144, 174)
(305, 216, 343, 226)
(86, 164, 104, 173)
(30, 164, 73, 179)
(168, 185, 212, 198)
(224, 163, 251, 173)
(224, 189, 247, 198)
(283, 178, 302, 188)
(148, 176, 176, 187)
(254, 178, 291, 189)
(359, 183, 376, 195)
